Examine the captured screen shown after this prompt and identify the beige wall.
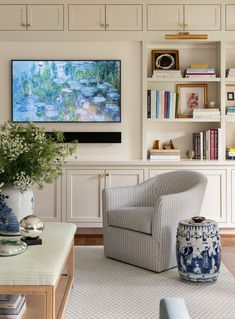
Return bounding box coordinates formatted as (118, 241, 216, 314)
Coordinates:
(0, 41, 142, 160)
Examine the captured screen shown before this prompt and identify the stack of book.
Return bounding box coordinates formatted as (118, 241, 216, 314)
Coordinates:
(226, 147, 235, 160)
(152, 70, 182, 78)
(193, 108, 220, 119)
(0, 294, 26, 319)
(147, 90, 179, 119)
(192, 128, 222, 160)
(185, 67, 216, 78)
(226, 68, 235, 78)
(149, 149, 180, 161)
(226, 106, 235, 115)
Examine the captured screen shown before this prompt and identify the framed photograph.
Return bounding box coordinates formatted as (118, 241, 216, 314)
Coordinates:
(176, 84, 208, 117)
(226, 85, 235, 106)
(152, 50, 179, 72)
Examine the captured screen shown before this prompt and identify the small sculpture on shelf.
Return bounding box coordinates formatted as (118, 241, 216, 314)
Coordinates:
(20, 215, 44, 246)
(163, 139, 175, 150)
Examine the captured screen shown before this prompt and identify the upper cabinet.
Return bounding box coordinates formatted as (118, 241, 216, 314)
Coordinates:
(0, 4, 64, 31)
(148, 4, 220, 31)
(69, 4, 143, 31)
(0, 5, 26, 30)
(148, 5, 183, 31)
(226, 5, 235, 30)
(69, 5, 105, 31)
(27, 5, 64, 31)
(185, 5, 221, 31)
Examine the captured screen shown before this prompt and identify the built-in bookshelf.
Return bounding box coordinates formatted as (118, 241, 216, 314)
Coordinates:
(142, 41, 233, 162)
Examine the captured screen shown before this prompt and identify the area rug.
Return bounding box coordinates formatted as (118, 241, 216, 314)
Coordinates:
(64, 246, 235, 319)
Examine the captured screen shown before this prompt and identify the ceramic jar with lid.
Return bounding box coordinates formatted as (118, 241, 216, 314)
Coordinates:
(176, 216, 221, 283)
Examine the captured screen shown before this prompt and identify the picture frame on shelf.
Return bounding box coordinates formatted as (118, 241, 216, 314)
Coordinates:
(226, 85, 235, 106)
(151, 50, 179, 72)
(176, 84, 208, 117)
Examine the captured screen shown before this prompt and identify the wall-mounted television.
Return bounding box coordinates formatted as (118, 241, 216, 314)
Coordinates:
(11, 60, 121, 123)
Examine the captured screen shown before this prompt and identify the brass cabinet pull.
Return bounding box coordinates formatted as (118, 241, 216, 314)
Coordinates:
(106, 23, 109, 28)
(100, 23, 105, 27)
(99, 173, 105, 177)
(21, 23, 26, 27)
(26, 23, 31, 27)
(179, 23, 184, 28)
(105, 173, 110, 177)
(184, 23, 189, 27)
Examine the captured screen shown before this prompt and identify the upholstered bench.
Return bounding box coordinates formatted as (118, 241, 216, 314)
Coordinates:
(0, 222, 76, 319)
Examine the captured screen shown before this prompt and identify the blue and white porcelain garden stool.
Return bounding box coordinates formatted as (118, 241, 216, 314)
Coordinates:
(176, 216, 221, 283)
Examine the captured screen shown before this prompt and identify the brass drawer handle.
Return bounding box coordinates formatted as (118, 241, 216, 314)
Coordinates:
(184, 23, 189, 27)
(100, 23, 105, 27)
(21, 23, 26, 27)
(106, 23, 109, 28)
(26, 23, 31, 27)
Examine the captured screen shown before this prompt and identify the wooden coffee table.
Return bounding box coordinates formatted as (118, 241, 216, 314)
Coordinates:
(0, 222, 76, 319)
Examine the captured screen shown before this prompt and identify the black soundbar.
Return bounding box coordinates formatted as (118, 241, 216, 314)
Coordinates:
(47, 132, 121, 143)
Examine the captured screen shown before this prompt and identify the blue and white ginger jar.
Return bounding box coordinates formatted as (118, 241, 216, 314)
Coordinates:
(176, 216, 221, 283)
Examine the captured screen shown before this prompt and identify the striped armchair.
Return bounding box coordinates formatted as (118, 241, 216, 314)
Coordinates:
(103, 170, 207, 272)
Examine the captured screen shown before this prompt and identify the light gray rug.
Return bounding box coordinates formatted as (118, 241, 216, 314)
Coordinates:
(65, 246, 235, 319)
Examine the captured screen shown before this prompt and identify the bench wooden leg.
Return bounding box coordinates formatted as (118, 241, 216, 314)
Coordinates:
(46, 286, 56, 319)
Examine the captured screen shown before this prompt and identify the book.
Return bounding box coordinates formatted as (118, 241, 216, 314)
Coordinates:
(0, 296, 26, 315)
(0, 300, 26, 319)
(0, 295, 22, 309)
(190, 64, 209, 68)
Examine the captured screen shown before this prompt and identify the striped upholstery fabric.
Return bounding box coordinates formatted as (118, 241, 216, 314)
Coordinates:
(103, 170, 207, 272)
(108, 207, 154, 235)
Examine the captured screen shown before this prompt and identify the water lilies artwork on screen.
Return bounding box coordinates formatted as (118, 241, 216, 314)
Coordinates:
(12, 60, 121, 123)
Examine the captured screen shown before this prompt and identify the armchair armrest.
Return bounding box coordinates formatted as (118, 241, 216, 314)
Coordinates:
(152, 183, 206, 239)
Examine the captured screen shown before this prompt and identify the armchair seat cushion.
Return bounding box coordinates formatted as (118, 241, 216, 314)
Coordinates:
(107, 207, 154, 235)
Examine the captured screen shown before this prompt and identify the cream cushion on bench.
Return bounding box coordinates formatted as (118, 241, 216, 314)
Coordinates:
(0, 222, 76, 286)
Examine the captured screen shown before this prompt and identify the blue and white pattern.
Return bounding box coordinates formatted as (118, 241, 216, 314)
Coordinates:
(0, 193, 20, 235)
(176, 218, 221, 283)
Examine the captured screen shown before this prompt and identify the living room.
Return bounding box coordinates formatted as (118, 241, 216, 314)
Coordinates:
(0, 0, 235, 318)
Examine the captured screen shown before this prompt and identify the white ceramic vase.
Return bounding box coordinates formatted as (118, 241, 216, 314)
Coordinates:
(2, 185, 34, 222)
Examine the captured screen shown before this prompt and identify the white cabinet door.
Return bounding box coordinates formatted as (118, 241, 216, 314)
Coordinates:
(147, 5, 183, 31)
(27, 5, 64, 31)
(69, 5, 105, 31)
(106, 5, 142, 31)
(231, 170, 235, 223)
(106, 169, 144, 188)
(148, 168, 226, 224)
(66, 169, 105, 226)
(32, 179, 62, 222)
(226, 5, 235, 30)
(185, 5, 221, 31)
(0, 5, 26, 30)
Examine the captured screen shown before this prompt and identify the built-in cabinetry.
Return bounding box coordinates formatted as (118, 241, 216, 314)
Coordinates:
(68, 4, 143, 31)
(147, 4, 221, 31)
(65, 168, 144, 226)
(33, 177, 62, 222)
(226, 5, 235, 31)
(0, 4, 64, 31)
(33, 162, 235, 233)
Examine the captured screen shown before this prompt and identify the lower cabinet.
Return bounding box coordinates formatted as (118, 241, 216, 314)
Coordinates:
(65, 168, 144, 227)
(32, 178, 62, 222)
(148, 168, 227, 226)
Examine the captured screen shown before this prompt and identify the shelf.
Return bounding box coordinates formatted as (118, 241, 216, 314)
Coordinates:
(225, 115, 235, 122)
(147, 118, 221, 123)
(147, 77, 221, 83)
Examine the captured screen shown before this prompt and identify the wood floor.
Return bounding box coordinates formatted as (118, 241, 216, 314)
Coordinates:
(75, 230, 235, 276)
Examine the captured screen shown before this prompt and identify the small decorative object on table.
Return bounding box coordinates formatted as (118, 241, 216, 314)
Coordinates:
(176, 216, 221, 283)
(20, 215, 44, 246)
(0, 239, 27, 256)
(0, 188, 20, 235)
